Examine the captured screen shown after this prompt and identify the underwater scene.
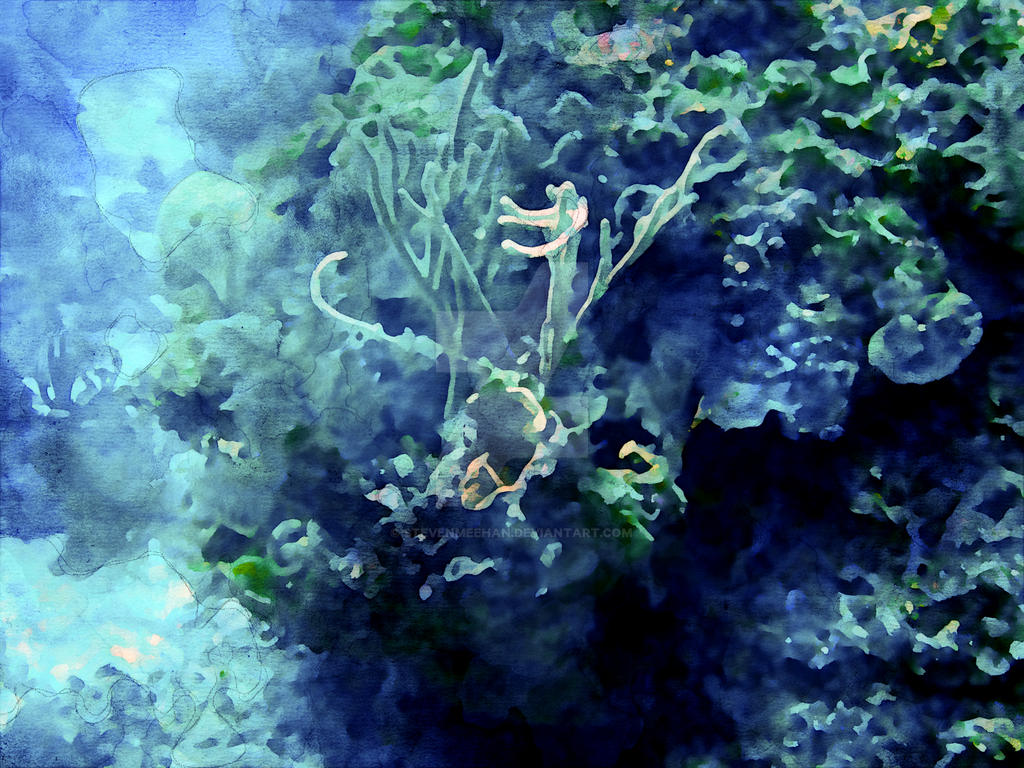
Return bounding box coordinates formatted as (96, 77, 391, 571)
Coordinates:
(1, 1, 1022, 766)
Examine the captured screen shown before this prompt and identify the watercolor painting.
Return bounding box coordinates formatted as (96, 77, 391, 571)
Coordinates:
(1, 1, 1021, 766)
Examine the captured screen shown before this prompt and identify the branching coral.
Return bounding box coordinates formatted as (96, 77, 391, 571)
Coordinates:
(313, 116, 734, 527)
(323, 40, 527, 415)
(310, 250, 446, 361)
(575, 121, 730, 328)
(496, 122, 731, 381)
(498, 181, 589, 380)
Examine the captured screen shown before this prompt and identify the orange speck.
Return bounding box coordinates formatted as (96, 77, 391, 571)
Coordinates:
(217, 438, 244, 459)
(148, 634, 163, 646)
(665, 59, 674, 66)
(111, 645, 142, 664)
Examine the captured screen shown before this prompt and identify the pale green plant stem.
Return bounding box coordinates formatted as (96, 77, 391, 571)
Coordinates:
(573, 123, 728, 329)
(310, 251, 446, 359)
(363, 139, 449, 318)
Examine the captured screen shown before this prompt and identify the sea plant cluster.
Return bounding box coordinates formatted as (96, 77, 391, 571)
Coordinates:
(1, 0, 1021, 765)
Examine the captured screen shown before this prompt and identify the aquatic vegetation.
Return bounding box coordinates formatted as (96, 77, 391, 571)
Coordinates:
(2, 0, 1021, 765)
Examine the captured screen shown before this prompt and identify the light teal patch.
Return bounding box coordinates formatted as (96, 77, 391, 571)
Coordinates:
(391, 453, 415, 478)
(443, 555, 496, 582)
(78, 69, 198, 263)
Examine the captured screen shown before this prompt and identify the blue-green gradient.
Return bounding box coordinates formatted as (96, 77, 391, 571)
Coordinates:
(2, 1, 1021, 766)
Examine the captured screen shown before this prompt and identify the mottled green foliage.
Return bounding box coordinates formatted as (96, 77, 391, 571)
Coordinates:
(6, 1, 1022, 763)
